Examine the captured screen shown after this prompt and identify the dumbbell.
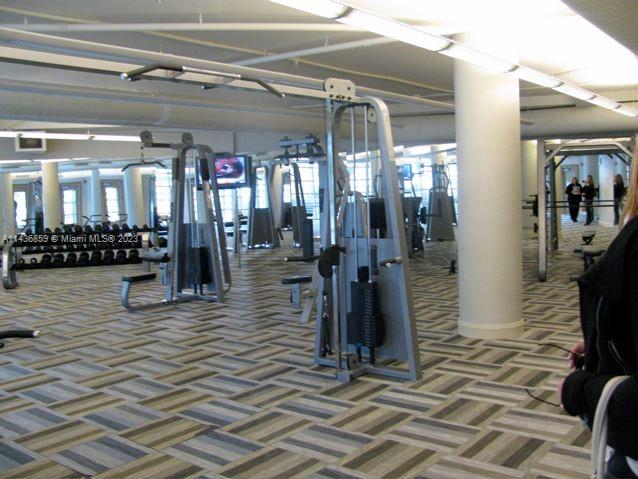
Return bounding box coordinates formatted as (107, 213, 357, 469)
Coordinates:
(52, 253, 65, 268)
(90, 250, 103, 266)
(102, 250, 115, 265)
(24, 228, 33, 235)
(65, 252, 78, 267)
(29, 257, 38, 270)
(111, 223, 120, 235)
(73, 225, 83, 235)
(44, 227, 52, 235)
(40, 254, 52, 268)
(128, 249, 141, 264)
(84, 224, 93, 234)
(54, 227, 63, 234)
(121, 223, 130, 233)
(131, 224, 139, 233)
(142, 224, 150, 232)
(115, 249, 128, 265)
(94, 224, 103, 233)
(14, 259, 26, 271)
(158, 237, 168, 248)
(101, 224, 112, 234)
(78, 251, 90, 267)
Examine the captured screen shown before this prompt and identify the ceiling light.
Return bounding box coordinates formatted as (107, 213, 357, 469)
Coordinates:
(91, 134, 140, 142)
(512, 66, 561, 87)
(338, 9, 451, 51)
(440, 44, 515, 72)
(0, 132, 19, 138)
(0, 160, 32, 165)
(587, 96, 620, 110)
(20, 132, 91, 140)
(36, 158, 71, 163)
(552, 83, 595, 101)
(270, 0, 348, 19)
(616, 105, 638, 117)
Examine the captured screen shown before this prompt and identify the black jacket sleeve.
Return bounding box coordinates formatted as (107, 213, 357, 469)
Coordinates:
(561, 245, 638, 458)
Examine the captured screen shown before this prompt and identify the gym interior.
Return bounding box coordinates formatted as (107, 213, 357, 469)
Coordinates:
(0, 1, 637, 478)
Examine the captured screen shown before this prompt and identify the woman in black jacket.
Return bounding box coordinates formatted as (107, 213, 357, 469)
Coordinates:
(565, 177, 582, 222)
(614, 174, 626, 226)
(582, 175, 597, 225)
(559, 169, 638, 478)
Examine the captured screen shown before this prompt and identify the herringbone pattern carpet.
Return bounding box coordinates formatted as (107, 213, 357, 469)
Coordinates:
(0, 215, 618, 478)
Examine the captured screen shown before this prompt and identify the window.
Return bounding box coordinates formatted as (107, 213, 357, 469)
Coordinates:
(60, 183, 81, 225)
(102, 180, 124, 223)
(14, 190, 27, 230)
(154, 168, 172, 218)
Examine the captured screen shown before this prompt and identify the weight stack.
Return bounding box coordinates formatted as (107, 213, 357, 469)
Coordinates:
(347, 280, 384, 348)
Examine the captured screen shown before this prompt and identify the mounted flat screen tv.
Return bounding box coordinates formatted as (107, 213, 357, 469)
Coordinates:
(214, 155, 251, 189)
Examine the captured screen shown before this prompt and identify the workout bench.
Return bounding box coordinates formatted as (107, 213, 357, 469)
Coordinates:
(121, 273, 162, 311)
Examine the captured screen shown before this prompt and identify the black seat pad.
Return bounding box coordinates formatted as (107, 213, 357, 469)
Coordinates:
(282, 275, 312, 285)
(122, 273, 157, 283)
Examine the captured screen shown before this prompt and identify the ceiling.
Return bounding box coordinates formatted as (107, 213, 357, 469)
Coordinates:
(0, 0, 635, 141)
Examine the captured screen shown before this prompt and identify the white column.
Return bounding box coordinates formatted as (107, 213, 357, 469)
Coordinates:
(455, 31, 523, 339)
(554, 165, 564, 235)
(599, 156, 615, 226)
(0, 173, 14, 239)
(521, 140, 537, 229)
(41, 161, 62, 229)
(89, 169, 103, 222)
(582, 155, 599, 184)
(123, 167, 146, 226)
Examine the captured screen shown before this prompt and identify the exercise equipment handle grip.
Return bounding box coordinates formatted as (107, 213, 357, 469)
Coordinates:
(379, 257, 402, 268)
(0, 330, 40, 339)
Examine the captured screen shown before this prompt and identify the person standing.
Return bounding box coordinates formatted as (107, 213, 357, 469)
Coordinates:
(565, 177, 582, 222)
(582, 175, 596, 225)
(614, 174, 626, 226)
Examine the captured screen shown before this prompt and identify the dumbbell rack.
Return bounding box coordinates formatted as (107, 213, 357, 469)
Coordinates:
(2, 226, 154, 289)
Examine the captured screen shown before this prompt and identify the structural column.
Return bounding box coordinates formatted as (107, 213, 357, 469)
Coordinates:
(123, 167, 146, 227)
(41, 161, 62, 229)
(582, 155, 599, 184)
(455, 31, 523, 339)
(599, 156, 615, 226)
(0, 173, 14, 239)
(521, 140, 537, 229)
(89, 169, 104, 222)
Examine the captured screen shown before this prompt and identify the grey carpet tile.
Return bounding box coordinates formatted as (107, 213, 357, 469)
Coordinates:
(0, 220, 618, 477)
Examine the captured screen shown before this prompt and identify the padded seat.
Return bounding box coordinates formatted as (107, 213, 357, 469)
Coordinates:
(122, 273, 157, 283)
(281, 275, 312, 285)
(583, 249, 604, 259)
(582, 232, 596, 245)
(140, 254, 170, 263)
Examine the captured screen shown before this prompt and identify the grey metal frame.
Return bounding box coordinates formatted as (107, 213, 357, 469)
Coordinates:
(537, 138, 635, 282)
(121, 132, 231, 311)
(314, 97, 421, 382)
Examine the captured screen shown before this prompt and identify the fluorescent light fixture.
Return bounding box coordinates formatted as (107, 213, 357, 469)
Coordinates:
(35, 158, 71, 163)
(72, 157, 90, 161)
(0, 160, 32, 164)
(21, 132, 91, 140)
(440, 43, 515, 72)
(272, 0, 634, 117)
(0, 131, 140, 142)
(616, 105, 638, 117)
(552, 83, 595, 101)
(338, 9, 451, 51)
(587, 95, 620, 110)
(270, 0, 348, 18)
(512, 66, 561, 87)
(91, 134, 140, 142)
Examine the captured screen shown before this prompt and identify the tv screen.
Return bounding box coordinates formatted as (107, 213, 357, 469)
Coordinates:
(214, 155, 250, 189)
(398, 164, 413, 180)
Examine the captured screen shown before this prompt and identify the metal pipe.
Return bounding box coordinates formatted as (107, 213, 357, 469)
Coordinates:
(0, 28, 454, 110)
(0, 23, 363, 33)
(235, 37, 395, 66)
